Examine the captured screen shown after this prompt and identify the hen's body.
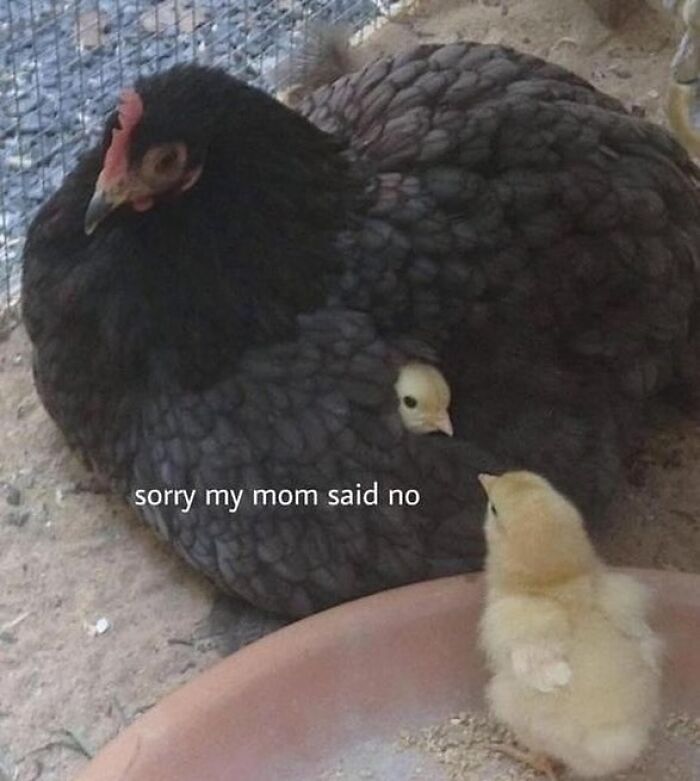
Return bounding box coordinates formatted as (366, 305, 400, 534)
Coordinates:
(23, 285, 618, 614)
(303, 44, 700, 397)
(22, 42, 700, 616)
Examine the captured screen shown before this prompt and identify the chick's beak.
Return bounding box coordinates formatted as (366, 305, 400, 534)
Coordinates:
(84, 172, 128, 235)
(478, 473, 496, 492)
(434, 411, 454, 437)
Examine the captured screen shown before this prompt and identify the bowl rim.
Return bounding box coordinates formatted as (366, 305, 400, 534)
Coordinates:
(74, 568, 700, 781)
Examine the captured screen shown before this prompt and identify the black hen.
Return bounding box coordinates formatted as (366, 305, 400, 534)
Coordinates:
(22, 43, 699, 615)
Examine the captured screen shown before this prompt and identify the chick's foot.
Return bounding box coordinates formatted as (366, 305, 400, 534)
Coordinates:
(491, 743, 559, 780)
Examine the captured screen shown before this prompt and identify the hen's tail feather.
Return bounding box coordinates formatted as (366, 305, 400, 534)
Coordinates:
(278, 24, 358, 108)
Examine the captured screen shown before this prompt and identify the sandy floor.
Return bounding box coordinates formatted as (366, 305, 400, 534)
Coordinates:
(363, 0, 675, 129)
(1, 2, 699, 779)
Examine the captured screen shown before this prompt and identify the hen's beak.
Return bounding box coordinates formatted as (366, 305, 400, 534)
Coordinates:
(478, 473, 496, 492)
(85, 190, 117, 235)
(84, 172, 127, 235)
(434, 411, 454, 437)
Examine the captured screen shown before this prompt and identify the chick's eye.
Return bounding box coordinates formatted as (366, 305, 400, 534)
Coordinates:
(489, 502, 498, 517)
(403, 395, 418, 409)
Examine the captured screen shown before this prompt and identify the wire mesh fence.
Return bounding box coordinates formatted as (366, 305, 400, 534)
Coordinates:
(0, 0, 398, 310)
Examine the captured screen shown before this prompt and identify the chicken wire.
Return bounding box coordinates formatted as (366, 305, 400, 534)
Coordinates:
(0, 0, 403, 310)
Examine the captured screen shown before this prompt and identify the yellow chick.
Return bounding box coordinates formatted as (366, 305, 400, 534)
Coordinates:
(478, 471, 662, 780)
(395, 362, 453, 436)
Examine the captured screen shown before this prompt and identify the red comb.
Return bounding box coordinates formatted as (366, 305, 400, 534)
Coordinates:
(102, 89, 144, 184)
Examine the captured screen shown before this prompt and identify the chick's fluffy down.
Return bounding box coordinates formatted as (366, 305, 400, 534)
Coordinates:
(484, 579, 661, 776)
(480, 473, 662, 778)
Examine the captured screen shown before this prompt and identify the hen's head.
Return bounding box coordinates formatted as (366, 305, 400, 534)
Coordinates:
(85, 65, 284, 234)
(478, 471, 597, 589)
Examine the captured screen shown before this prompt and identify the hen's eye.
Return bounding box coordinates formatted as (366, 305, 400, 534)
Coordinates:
(489, 502, 498, 517)
(403, 395, 418, 409)
(141, 142, 187, 185)
(156, 149, 178, 173)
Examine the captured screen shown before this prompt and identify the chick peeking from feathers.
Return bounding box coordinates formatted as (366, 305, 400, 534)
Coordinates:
(478, 471, 662, 780)
(395, 362, 453, 436)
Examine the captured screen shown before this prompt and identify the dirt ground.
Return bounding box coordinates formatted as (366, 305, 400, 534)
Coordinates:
(1, 2, 698, 780)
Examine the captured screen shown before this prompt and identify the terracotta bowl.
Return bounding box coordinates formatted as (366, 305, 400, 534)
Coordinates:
(76, 570, 700, 781)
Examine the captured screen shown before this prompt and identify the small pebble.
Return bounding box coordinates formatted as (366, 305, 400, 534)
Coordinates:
(5, 510, 30, 527)
(610, 63, 632, 79)
(16, 400, 37, 420)
(87, 616, 112, 637)
(5, 486, 21, 506)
